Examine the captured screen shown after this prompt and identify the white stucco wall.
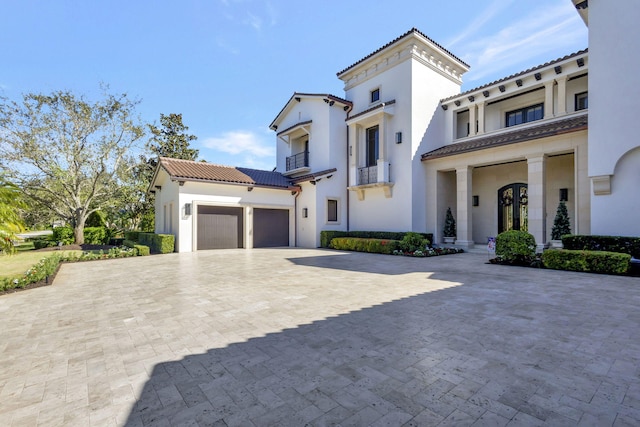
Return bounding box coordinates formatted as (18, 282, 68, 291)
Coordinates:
(588, 0, 640, 236)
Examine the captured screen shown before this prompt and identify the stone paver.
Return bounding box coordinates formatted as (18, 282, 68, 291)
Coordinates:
(0, 248, 639, 426)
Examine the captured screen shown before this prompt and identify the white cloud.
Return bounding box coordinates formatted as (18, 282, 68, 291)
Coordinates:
(201, 130, 275, 169)
(445, 0, 514, 49)
(244, 12, 262, 31)
(215, 37, 240, 55)
(458, 4, 587, 83)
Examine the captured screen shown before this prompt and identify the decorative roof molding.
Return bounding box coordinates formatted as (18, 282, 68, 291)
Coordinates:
(290, 168, 338, 184)
(337, 28, 469, 90)
(270, 93, 352, 130)
(440, 49, 588, 105)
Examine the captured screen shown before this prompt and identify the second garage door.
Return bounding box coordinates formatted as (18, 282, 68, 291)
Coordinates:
(253, 208, 289, 248)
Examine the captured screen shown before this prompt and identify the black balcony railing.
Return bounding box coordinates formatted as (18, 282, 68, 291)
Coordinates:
(286, 151, 309, 171)
(357, 165, 377, 185)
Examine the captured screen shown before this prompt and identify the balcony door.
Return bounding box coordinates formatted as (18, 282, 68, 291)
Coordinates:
(366, 125, 379, 167)
(498, 183, 528, 233)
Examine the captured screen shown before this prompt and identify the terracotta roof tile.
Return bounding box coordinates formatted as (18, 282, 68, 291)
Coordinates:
(337, 28, 468, 77)
(159, 158, 295, 189)
(421, 114, 588, 161)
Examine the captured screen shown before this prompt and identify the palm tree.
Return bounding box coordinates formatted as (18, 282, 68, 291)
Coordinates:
(0, 176, 25, 254)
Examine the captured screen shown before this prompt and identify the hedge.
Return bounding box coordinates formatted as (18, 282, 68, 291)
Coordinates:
(123, 239, 150, 256)
(83, 227, 108, 245)
(124, 231, 141, 242)
(52, 226, 74, 244)
(320, 231, 432, 248)
(329, 237, 399, 254)
(542, 249, 631, 275)
(137, 233, 175, 254)
(562, 235, 640, 259)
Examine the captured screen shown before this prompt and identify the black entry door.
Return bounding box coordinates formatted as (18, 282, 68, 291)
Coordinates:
(498, 183, 528, 233)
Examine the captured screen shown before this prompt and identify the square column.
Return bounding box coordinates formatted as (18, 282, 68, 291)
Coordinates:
(468, 105, 477, 137)
(556, 77, 567, 116)
(455, 166, 474, 248)
(477, 102, 485, 134)
(527, 155, 547, 251)
(544, 82, 554, 119)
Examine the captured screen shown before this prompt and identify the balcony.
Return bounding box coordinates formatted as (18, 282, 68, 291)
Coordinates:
(357, 166, 377, 185)
(349, 163, 393, 200)
(285, 151, 310, 174)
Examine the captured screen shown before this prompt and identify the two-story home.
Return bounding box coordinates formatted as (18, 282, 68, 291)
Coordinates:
(151, 1, 639, 252)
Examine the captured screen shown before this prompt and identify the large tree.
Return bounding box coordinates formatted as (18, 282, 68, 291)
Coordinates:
(131, 113, 199, 230)
(0, 89, 145, 244)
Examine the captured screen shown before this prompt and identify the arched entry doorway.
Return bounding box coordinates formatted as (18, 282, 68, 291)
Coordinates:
(498, 183, 528, 233)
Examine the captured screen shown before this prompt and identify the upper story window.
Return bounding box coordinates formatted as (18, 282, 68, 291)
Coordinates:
(370, 88, 380, 103)
(575, 92, 588, 111)
(366, 125, 379, 167)
(506, 103, 543, 127)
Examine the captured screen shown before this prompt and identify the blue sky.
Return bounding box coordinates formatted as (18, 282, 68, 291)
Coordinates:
(1, 0, 587, 171)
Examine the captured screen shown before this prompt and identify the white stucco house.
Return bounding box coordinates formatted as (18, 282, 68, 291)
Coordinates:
(151, 1, 640, 252)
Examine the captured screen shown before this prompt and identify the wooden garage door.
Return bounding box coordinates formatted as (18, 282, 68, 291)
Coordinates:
(197, 206, 243, 250)
(253, 208, 289, 248)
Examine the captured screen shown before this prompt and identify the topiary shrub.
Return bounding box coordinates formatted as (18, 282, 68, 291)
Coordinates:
(551, 201, 571, 240)
(496, 230, 536, 265)
(399, 232, 428, 253)
(542, 249, 631, 275)
(443, 207, 456, 238)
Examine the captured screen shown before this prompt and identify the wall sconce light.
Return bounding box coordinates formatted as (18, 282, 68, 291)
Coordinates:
(185, 203, 192, 216)
(559, 188, 568, 202)
(302, 208, 308, 218)
(395, 132, 402, 144)
(473, 195, 479, 207)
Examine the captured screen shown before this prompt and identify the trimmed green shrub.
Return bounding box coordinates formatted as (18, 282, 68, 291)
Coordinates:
(320, 231, 432, 248)
(399, 232, 428, 253)
(443, 207, 456, 238)
(551, 201, 571, 240)
(0, 254, 62, 291)
(124, 231, 141, 242)
(52, 226, 74, 244)
(329, 237, 399, 254)
(83, 227, 108, 245)
(542, 250, 631, 275)
(496, 230, 536, 264)
(85, 210, 107, 227)
(123, 239, 150, 256)
(137, 232, 174, 254)
(32, 238, 56, 249)
(562, 235, 640, 259)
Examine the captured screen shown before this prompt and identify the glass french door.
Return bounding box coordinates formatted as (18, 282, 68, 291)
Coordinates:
(498, 183, 528, 233)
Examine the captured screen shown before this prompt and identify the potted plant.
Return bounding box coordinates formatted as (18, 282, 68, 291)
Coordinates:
(550, 201, 571, 248)
(443, 207, 456, 244)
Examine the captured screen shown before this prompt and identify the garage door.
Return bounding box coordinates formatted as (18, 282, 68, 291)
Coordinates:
(197, 206, 243, 250)
(253, 208, 289, 248)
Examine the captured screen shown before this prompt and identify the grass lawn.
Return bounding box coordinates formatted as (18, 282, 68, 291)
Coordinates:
(0, 250, 81, 279)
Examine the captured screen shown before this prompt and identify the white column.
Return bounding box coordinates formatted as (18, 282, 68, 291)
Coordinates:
(544, 82, 554, 119)
(556, 77, 567, 116)
(468, 104, 477, 137)
(477, 102, 485, 134)
(378, 114, 390, 182)
(455, 166, 474, 248)
(348, 125, 358, 186)
(527, 155, 547, 251)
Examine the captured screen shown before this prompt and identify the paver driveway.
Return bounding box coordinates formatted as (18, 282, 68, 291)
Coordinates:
(0, 249, 639, 426)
